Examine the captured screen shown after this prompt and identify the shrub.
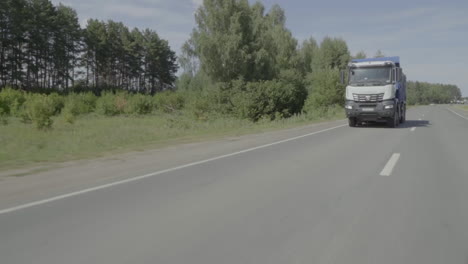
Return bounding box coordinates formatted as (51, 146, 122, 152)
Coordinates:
(0, 108, 7, 125)
(63, 92, 97, 116)
(96, 92, 127, 116)
(21, 94, 56, 129)
(230, 73, 308, 121)
(61, 107, 76, 124)
(125, 94, 155, 115)
(0, 87, 26, 116)
(176, 71, 212, 91)
(183, 84, 230, 120)
(154, 91, 185, 113)
(304, 69, 344, 110)
(48, 93, 65, 115)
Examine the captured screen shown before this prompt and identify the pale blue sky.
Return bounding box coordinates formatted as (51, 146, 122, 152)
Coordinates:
(53, 0, 468, 95)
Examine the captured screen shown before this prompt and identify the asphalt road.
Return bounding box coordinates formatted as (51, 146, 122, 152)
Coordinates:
(1, 106, 468, 264)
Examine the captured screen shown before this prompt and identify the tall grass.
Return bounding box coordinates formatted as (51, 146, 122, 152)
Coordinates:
(0, 108, 344, 169)
(0, 87, 345, 169)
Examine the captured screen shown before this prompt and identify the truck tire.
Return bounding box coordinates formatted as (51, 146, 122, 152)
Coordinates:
(387, 111, 399, 128)
(348, 118, 357, 127)
(400, 105, 406, 123)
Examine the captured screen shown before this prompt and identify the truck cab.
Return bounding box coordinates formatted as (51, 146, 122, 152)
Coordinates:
(343, 56, 406, 128)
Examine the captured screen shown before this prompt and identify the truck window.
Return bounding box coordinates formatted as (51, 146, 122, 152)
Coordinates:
(349, 66, 392, 85)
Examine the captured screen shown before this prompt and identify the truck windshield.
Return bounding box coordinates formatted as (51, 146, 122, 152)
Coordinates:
(349, 66, 391, 86)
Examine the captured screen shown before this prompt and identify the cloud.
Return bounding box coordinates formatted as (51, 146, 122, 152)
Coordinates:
(192, 0, 203, 7)
(51, 0, 196, 53)
(105, 4, 193, 26)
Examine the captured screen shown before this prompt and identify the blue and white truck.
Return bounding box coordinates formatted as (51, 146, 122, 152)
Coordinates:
(343, 56, 406, 127)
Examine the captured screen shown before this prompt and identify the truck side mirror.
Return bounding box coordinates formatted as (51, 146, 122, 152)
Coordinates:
(340, 70, 345, 85)
(392, 68, 398, 83)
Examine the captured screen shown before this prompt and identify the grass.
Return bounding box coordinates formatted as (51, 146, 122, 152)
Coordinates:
(0, 108, 344, 170)
(454, 105, 468, 111)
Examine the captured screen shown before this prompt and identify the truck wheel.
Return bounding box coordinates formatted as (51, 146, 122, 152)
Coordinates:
(348, 118, 357, 127)
(400, 106, 406, 123)
(387, 111, 399, 128)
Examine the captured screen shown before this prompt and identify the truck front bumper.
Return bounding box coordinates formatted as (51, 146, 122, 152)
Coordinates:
(345, 100, 395, 121)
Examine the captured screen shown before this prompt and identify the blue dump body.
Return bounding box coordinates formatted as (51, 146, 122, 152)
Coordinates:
(351, 56, 400, 64)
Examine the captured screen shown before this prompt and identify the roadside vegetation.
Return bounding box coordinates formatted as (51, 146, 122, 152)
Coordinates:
(407, 81, 461, 105)
(0, 0, 462, 169)
(454, 105, 468, 111)
(0, 88, 344, 169)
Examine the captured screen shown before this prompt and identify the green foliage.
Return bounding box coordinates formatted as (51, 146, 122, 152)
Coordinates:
(303, 104, 344, 120)
(230, 71, 307, 121)
(304, 69, 344, 110)
(353, 51, 367, 59)
(48, 93, 65, 114)
(21, 94, 56, 129)
(176, 71, 213, 91)
(0, 87, 26, 116)
(0, 108, 7, 125)
(125, 94, 155, 115)
(96, 92, 128, 116)
(61, 108, 76, 124)
(184, 87, 227, 120)
(154, 91, 185, 113)
(407, 81, 461, 105)
(63, 92, 97, 116)
(312, 37, 350, 71)
(188, 0, 299, 82)
(298, 37, 318, 74)
(61, 92, 97, 123)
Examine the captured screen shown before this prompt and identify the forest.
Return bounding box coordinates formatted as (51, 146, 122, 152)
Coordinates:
(0, 0, 177, 93)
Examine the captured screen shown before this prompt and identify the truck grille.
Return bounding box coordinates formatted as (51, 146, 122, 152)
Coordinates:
(353, 93, 384, 102)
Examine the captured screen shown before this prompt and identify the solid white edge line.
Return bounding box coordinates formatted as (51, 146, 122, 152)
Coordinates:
(410, 127, 416, 132)
(447, 108, 468, 121)
(380, 153, 401, 176)
(0, 123, 347, 215)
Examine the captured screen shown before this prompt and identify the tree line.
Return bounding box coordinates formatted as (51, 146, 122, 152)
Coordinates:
(0, 0, 177, 93)
(407, 81, 462, 105)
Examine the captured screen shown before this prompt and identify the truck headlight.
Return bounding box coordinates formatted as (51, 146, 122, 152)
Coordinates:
(384, 105, 394, 109)
(345, 105, 353, 110)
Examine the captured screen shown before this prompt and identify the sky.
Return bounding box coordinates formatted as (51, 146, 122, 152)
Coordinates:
(52, 0, 468, 96)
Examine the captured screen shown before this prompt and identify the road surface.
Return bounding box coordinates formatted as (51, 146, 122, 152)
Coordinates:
(1, 106, 468, 264)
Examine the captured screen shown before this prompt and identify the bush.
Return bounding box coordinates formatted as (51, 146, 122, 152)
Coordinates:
(176, 71, 212, 91)
(0, 108, 7, 125)
(63, 92, 97, 116)
(125, 94, 155, 115)
(96, 92, 128, 116)
(304, 69, 344, 110)
(154, 91, 185, 113)
(230, 73, 308, 121)
(48, 93, 65, 115)
(0, 87, 26, 116)
(183, 84, 230, 120)
(21, 94, 56, 129)
(61, 107, 76, 124)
